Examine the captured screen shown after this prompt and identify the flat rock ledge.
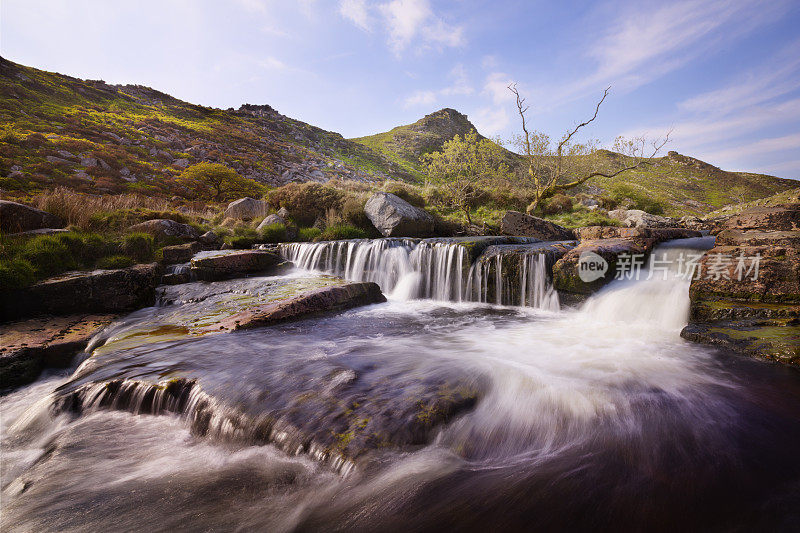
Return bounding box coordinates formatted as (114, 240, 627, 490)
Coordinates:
(0, 314, 116, 389)
(190, 250, 291, 281)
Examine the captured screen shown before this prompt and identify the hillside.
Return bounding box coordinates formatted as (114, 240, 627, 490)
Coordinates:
(0, 57, 412, 199)
(353, 112, 797, 217)
(704, 186, 800, 218)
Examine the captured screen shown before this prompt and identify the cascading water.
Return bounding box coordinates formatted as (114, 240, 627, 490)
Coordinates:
(281, 239, 561, 309)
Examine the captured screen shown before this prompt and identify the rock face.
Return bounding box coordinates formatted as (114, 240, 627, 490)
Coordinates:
(256, 213, 286, 231)
(364, 193, 435, 237)
(190, 250, 290, 281)
(224, 197, 269, 221)
(0, 263, 162, 321)
(500, 211, 574, 240)
(128, 219, 200, 241)
(0, 314, 115, 389)
(682, 204, 800, 365)
(608, 209, 677, 228)
(0, 200, 63, 233)
(161, 242, 202, 264)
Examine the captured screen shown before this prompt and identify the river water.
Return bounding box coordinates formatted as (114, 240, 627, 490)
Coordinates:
(2, 239, 800, 531)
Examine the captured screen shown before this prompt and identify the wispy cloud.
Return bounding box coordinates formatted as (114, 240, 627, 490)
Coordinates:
(339, 0, 465, 55)
(403, 63, 473, 107)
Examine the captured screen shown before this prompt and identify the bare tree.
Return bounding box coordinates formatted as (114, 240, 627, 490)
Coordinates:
(508, 83, 671, 214)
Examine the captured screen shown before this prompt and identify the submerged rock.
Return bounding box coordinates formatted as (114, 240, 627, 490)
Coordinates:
(500, 211, 574, 241)
(552, 238, 654, 295)
(190, 250, 290, 281)
(0, 314, 115, 389)
(0, 263, 162, 321)
(0, 200, 63, 233)
(365, 192, 435, 237)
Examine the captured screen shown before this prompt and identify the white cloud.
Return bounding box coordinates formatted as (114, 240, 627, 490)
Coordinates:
(483, 72, 513, 104)
(339, 0, 371, 31)
(472, 106, 510, 135)
(700, 132, 800, 163)
(257, 56, 287, 70)
(340, 0, 465, 55)
(403, 90, 437, 108)
(236, 0, 268, 14)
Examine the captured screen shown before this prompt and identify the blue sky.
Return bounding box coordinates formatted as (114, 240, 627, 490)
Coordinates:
(2, 0, 799, 178)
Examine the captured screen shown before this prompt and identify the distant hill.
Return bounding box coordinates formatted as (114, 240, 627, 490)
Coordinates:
(0, 57, 413, 198)
(0, 57, 795, 216)
(704, 186, 800, 218)
(352, 111, 797, 217)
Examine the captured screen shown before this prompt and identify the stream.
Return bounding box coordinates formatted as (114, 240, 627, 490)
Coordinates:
(2, 238, 800, 531)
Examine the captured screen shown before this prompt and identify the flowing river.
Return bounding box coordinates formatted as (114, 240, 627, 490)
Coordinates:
(2, 238, 800, 531)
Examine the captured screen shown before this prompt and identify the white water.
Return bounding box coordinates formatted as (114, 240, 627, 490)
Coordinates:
(281, 239, 559, 309)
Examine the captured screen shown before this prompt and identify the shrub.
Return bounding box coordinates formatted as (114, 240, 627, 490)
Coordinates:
(317, 224, 368, 241)
(297, 227, 322, 242)
(608, 185, 665, 215)
(267, 182, 343, 226)
(259, 223, 287, 244)
(176, 163, 264, 202)
(384, 184, 425, 207)
(88, 208, 190, 230)
(97, 255, 135, 269)
(0, 258, 36, 289)
(225, 226, 260, 249)
(341, 196, 372, 229)
(19, 235, 77, 277)
(122, 233, 154, 262)
(543, 194, 574, 215)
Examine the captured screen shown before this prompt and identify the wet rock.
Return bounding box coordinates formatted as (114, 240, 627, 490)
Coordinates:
(679, 215, 708, 231)
(190, 250, 289, 281)
(365, 192, 435, 237)
(0, 263, 162, 321)
(224, 197, 269, 221)
(256, 214, 286, 231)
(500, 211, 574, 240)
(576, 226, 701, 242)
(161, 242, 202, 264)
(553, 238, 654, 295)
(0, 314, 116, 389)
(128, 219, 200, 241)
(684, 204, 800, 366)
(0, 200, 63, 233)
(608, 209, 677, 228)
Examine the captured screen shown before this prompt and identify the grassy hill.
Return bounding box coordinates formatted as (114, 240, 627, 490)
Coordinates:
(353, 112, 797, 217)
(0, 57, 412, 200)
(704, 186, 800, 218)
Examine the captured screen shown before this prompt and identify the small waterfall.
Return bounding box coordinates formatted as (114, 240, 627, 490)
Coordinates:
(280, 239, 561, 309)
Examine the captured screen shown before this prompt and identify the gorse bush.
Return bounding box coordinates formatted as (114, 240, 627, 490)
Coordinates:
(297, 227, 322, 242)
(0, 258, 36, 289)
(318, 224, 368, 241)
(267, 182, 343, 226)
(122, 233, 155, 262)
(18, 235, 78, 277)
(608, 184, 665, 215)
(542, 194, 574, 215)
(259, 223, 287, 244)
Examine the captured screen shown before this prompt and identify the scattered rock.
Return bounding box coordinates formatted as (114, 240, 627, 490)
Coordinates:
(161, 242, 202, 264)
(364, 192, 434, 237)
(608, 209, 677, 228)
(0, 314, 116, 389)
(199, 231, 221, 246)
(256, 214, 286, 231)
(128, 219, 200, 241)
(277, 207, 290, 219)
(224, 197, 269, 221)
(0, 263, 162, 321)
(500, 211, 574, 240)
(0, 200, 63, 233)
(190, 250, 290, 281)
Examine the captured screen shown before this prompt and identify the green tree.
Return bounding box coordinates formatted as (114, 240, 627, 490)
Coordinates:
(421, 132, 510, 224)
(176, 163, 263, 202)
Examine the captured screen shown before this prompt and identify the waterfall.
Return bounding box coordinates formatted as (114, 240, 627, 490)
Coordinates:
(280, 239, 560, 309)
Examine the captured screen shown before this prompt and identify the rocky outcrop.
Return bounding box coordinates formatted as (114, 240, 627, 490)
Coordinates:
(0, 200, 63, 233)
(161, 241, 202, 264)
(500, 211, 574, 240)
(0, 314, 115, 389)
(608, 209, 677, 228)
(190, 250, 290, 281)
(202, 281, 386, 332)
(0, 263, 162, 321)
(365, 192, 435, 237)
(682, 204, 800, 365)
(256, 213, 286, 231)
(576, 226, 701, 242)
(224, 197, 269, 221)
(553, 238, 654, 295)
(128, 219, 200, 241)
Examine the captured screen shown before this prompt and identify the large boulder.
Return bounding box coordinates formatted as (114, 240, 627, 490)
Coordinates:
(256, 213, 286, 231)
(0, 200, 63, 233)
(552, 238, 655, 295)
(224, 197, 269, 221)
(364, 193, 435, 237)
(190, 250, 290, 281)
(128, 219, 200, 241)
(0, 314, 116, 389)
(608, 209, 677, 228)
(0, 263, 162, 321)
(500, 211, 574, 240)
(682, 204, 800, 365)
